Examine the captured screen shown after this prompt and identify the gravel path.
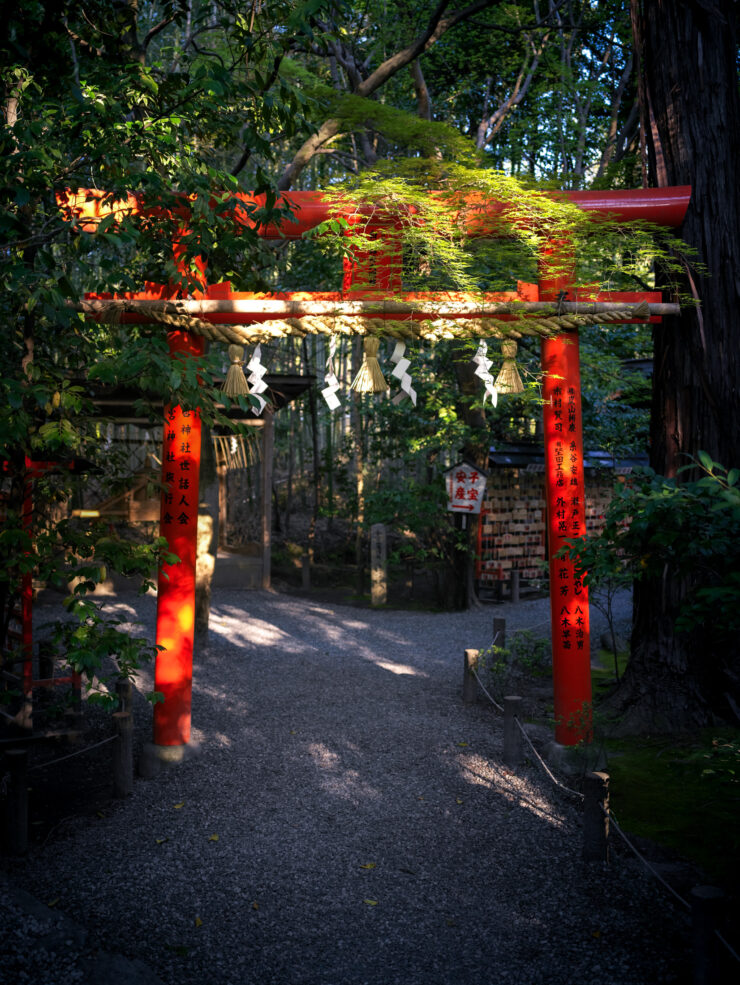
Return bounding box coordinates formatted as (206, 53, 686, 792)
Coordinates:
(5, 589, 690, 985)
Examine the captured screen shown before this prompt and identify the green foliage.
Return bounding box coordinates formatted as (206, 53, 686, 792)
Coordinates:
(579, 322, 652, 459)
(478, 629, 551, 702)
(559, 455, 740, 648)
(280, 58, 475, 162)
(507, 629, 552, 677)
(50, 596, 164, 709)
(1, 1, 320, 699)
(607, 729, 740, 886)
(689, 735, 740, 786)
(364, 477, 465, 570)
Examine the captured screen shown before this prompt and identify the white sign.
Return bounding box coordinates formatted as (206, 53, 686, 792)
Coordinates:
(443, 461, 488, 514)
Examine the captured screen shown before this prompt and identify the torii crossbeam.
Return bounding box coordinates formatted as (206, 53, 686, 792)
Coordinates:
(60, 185, 690, 755)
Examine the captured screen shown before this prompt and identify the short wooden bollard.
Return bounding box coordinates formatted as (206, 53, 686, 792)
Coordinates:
(4, 748, 29, 856)
(116, 678, 133, 714)
(691, 885, 726, 985)
(503, 696, 524, 768)
(510, 569, 520, 603)
(370, 523, 387, 606)
(66, 673, 84, 738)
(112, 711, 134, 798)
(582, 771, 610, 862)
(38, 640, 55, 682)
(493, 617, 506, 648)
(462, 648, 479, 704)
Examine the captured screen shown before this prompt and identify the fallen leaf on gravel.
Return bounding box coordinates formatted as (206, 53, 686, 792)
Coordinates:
(195, 916, 203, 927)
(289, 730, 296, 735)
(47, 899, 60, 908)
(417, 796, 424, 801)
(155, 838, 168, 845)
(96, 811, 106, 819)
(456, 798, 463, 805)
(359, 863, 376, 870)
(252, 901, 259, 910)
(456, 742, 469, 747)
(592, 930, 601, 938)
(173, 802, 185, 809)
(363, 899, 378, 906)
(208, 833, 219, 842)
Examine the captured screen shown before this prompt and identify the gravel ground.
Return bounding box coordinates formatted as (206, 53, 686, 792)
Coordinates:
(3, 588, 693, 985)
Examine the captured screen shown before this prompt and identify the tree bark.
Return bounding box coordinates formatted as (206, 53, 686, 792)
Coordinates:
(302, 338, 320, 563)
(351, 339, 366, 595)
(614, 0, 740, 731)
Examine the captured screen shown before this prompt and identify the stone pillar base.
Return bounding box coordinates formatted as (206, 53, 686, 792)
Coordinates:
(139, 740, 201, 779)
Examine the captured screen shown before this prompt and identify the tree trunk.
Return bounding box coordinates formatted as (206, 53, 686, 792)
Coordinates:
(351, 339, 366, 595)
(302, 339, 321, 562)
(285, 406, 294, 536)
(615, 0, 740, 731)
(450, 343, 490, 610)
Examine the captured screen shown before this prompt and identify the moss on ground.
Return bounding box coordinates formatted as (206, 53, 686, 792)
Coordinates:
(604, 728, 740, 888)
(586, 650, 740, 887)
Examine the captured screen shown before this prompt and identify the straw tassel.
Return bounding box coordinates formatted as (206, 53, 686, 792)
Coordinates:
(222, 344, 249, 397)
(495, 339, 524, 394)
(350, 336, 389, 393)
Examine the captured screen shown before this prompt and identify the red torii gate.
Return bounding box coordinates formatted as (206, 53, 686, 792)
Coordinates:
(60, 185, 690, 755)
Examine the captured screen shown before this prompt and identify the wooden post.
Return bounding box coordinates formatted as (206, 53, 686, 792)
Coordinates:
(4, 748, 28, 855)
(462, 649, 479, 704)
(20, 459, 34, 731)
(539, 242, 592, 746)
(261, 409, 274, 590)
(194, 506, 215, 645)
(370, 523, 387, 606)
(64, 672, 83, 738)
(503, 696, 524, 768)
(582, 770, 610, 862)
(72, 673, 82, 714)
(510, 569, 520, 603)
(691, 886, 726, 985)
(301, 553, 311, 590)
(217, 460, 228, 548)
(493, 617, 506, 648)
(116, 678, 132, 714)
(112, 711, 134, 798)
(38, 640, 54, 682)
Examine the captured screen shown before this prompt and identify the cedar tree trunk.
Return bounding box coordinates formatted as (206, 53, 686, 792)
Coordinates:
(614, 0, 740, 731)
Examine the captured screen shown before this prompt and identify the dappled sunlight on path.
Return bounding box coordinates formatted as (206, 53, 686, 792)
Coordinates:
(16, 587, 678, 985)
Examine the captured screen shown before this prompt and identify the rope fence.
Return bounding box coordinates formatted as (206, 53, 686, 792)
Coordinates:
(27, 734, 116, 773)
(512, 712, 584, 801)
(1, 701, 135, 856)
(470, 666, 503, 714)
(463, 615, 740, 975)
(607, 808, 740, 968)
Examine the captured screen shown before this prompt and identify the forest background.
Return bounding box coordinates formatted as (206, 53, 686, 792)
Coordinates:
(2, 0, 739, 733)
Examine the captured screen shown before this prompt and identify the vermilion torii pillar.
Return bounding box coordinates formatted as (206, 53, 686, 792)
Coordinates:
(539, 243, 591, 744)
(154, 329, 204, 747)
